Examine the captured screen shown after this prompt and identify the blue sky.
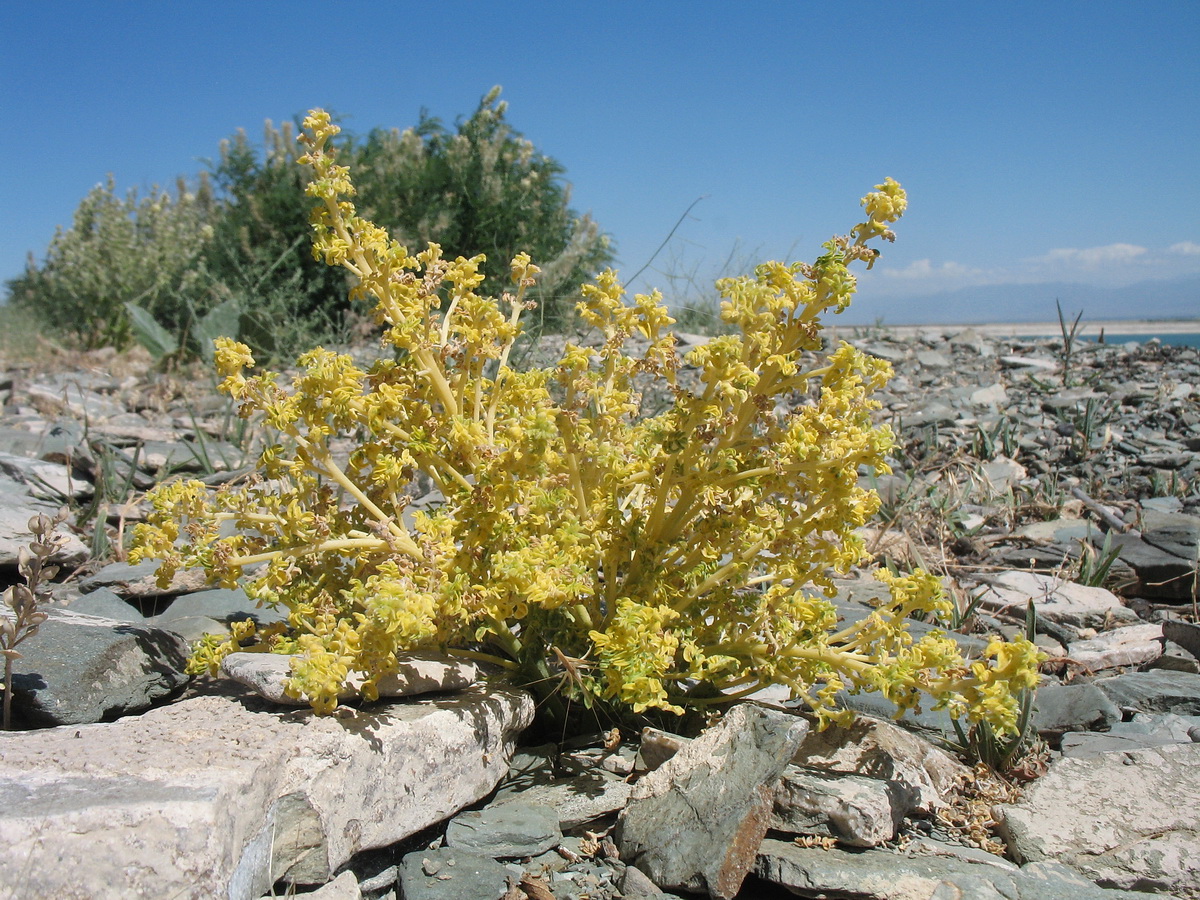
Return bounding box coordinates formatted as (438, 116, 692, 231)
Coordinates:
(3, 1, 1198, 324)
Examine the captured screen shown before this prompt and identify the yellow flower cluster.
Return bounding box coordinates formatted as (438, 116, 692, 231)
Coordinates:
(132, 109, 1041, 733)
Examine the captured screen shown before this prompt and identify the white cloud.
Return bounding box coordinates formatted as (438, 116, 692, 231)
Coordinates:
(883, 258, 990, 281)
(1030, 243, 1147, 268)
(1168, 241, 1200, 256)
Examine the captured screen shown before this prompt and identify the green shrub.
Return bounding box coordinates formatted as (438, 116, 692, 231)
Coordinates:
(355, 86, 612, 331)
(132, 110, 1042, 736)
(6, 175, 218, 351)
(8, 89, 611, 360)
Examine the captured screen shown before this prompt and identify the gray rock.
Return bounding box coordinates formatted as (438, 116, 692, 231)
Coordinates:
(493, 768, 633, 831)
(621, 864, 669, 898)
(444, 799, 561, 858)
(0, 450, 89, 501)
(0, 499, 89, 567)
(220, 650, 481, 706)
(0, 684, 533, 899)
(1092, 669, 1200, 716)
(77, 559, 210, 601)
(616, 703, 809, 899)
(397, 847, 512, 900)
(1140, 509, 1200, 559)
(1063, 622, 1164, 672)
(1059, 731, 1182, 757)
(998, 743, 1200, 897)
(974, 571, 1139, 630)
(790, 713, 968, 814)
(149, 587, 286, 628)
(302, 870, 361, 900)
(1032, 682, 1121, 743)
(3, 607, 191, 726)
(1163, 618, 1200, 661)
(771, 767, 912, 847)
(1107, 531, 1197, 601)
(754, 838, 1150, 899)
(66, 585, 140, 622)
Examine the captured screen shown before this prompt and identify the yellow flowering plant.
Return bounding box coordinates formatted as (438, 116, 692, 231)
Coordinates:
(132, 109, 1041, 733)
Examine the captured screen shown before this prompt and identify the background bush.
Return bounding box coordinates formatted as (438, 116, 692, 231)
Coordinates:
(5, 87, 613, 360)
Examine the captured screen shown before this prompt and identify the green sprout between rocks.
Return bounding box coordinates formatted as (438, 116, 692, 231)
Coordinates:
(2, 510, 71, 730)
(131, 109, 1043, 733)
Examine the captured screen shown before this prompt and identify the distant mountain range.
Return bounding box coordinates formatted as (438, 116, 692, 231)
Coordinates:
(839, 275, 1200, 326)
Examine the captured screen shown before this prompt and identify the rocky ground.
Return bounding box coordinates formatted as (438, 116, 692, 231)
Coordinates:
(1, 325, 1198, 899)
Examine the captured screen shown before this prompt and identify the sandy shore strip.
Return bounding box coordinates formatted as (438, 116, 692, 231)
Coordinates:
(829, 319, 1200, 340)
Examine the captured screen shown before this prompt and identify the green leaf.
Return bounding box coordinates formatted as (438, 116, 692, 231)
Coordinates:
(123, 302, 179, 361)
(195, 298, 242, 363)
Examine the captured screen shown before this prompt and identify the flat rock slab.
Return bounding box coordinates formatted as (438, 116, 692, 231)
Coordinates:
(0, 684, 533, 900)
(0, 500, 89, 567)
(791, 712, 968, 811)
(397, 847, 511, 900)
(974, 571, 1139, 630)
(1064, 622, 1164, 672)
(1092, 669, 1200, 716)
(4, 607, 192, 726)
(616, 703, 809, 899)
(221, 650, 481, 705)
(996, 743, 1200, 897)
(444, 799, 561, 858)
(754, 839, 1152, 899)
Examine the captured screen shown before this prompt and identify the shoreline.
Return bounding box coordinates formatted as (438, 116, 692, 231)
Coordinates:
(829, 318, 1200, 339)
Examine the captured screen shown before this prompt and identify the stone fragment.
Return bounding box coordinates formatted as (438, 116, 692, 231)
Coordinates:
(968, 382, 1007, 406)
(996, 743, 1200, 897)
(0, 684, 533, 899)
(978, 455, 1026, 494)
(493, 770, 632, 831)
(220, 650, 481, 705)
(771, 767, 911, 847)
(974, 571, 1139, 630)
(1092, 669, 1200, 715)
(1163, 618, 1200, 661)
(396, 847, 511, 900)
(301, 870, 361, 900)
(149, 587, 287, 632)
(616, 703, 809, 899)
(77, 559, 210, 601)
(0, 499, 89, 566)
(1032, 682, 1121, 743)
(1064, 622, 1164, 672)
(444, 800, 561, 858)
(3, 607, 191, 726)
(754, 838, 1150, 899)
(0, 449, 89, 500)
(66, 585, 140, 622)
(1140, 509, 1200, 559)
(1107, 531, 1197, 601)
(621, 864, 669, 898)
(790, 713, 968, 813)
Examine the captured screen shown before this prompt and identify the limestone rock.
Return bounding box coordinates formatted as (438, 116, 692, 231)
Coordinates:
(1064, 622, 1164, 672)
(974, 571, 1139, 630)
(616, 703, 808, 899)
(0, 684, 533, 899)
(0, 499, 89, 567)
(790, 713, 968, 814)
(771, 767, 912, 847)
(996, 742, 1200, 897)
(220, 650, 481, 705)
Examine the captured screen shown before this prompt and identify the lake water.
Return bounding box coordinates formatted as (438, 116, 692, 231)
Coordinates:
(1075, 333, 1200, 349)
